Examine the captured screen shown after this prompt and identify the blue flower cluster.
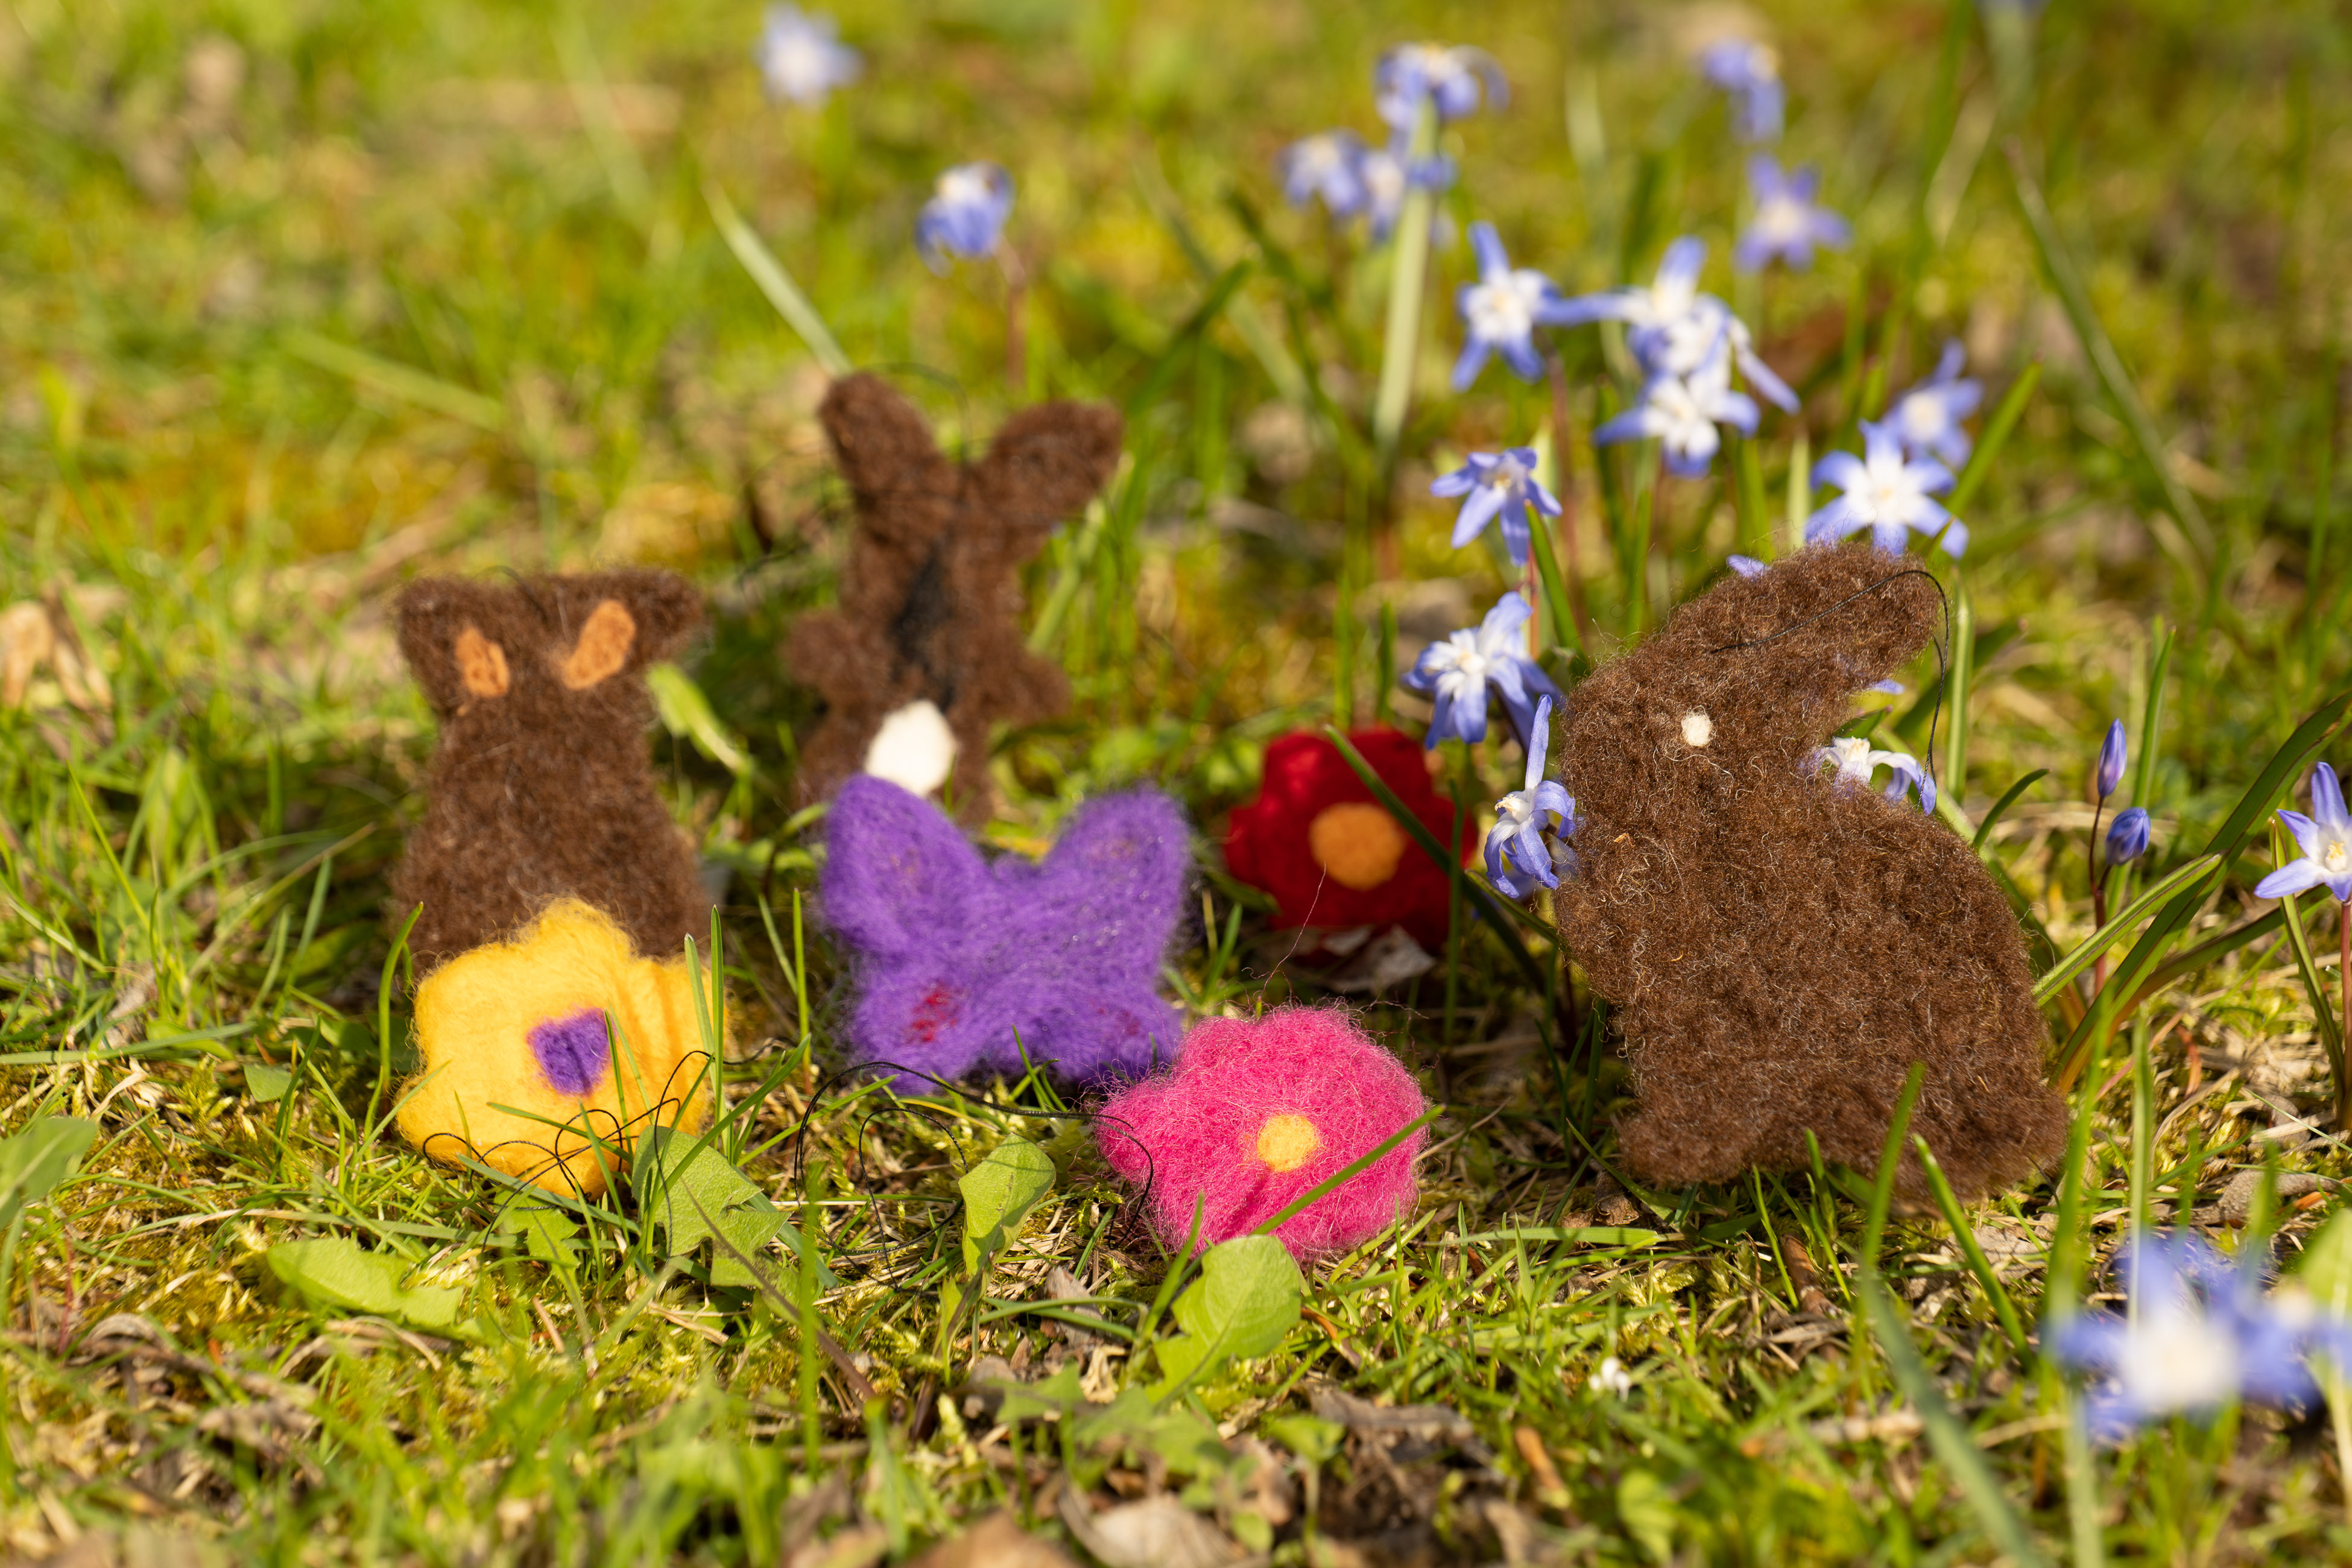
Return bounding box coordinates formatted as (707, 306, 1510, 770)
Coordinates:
(1279, 42, 1494, 242)
(2049, 1233, 2352, 1443)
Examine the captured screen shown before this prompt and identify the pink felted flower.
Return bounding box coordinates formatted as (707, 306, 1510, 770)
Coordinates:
(1096, 1008, 1427, 1262)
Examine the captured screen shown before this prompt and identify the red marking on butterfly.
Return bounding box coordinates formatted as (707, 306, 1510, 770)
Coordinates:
(908, 984, 959, 1045)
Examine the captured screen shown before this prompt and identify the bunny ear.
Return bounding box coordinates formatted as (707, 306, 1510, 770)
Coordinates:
(819, 375, 955, 506)
(1031, 788, 1192, 935)
(820, 776, 991, 959)
(969, 401, 1124, 536)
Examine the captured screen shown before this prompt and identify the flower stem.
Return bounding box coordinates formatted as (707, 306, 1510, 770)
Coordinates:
(1370, 103, 1438, 483)
(2339, 897, 2350, 1128)
(1543, 353, 1592, 643)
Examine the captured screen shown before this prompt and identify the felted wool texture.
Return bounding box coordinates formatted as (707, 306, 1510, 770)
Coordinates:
(1095, 1008, 1426, 1262)
(1224, 728, 1475, 950)
(390, 569, 711, 971)
(785, 374, 1122, 823)
(397, 899, 712, 1196)
(820, 774, 1189, 1090)
(1551, 542, 2066, 1203)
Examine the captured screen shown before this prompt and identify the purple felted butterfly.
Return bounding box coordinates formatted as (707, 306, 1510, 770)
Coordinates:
(821, 774, 1192, 1091)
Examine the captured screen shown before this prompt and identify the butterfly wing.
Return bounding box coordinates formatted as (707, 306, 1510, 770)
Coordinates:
(819, 775, 991, 961)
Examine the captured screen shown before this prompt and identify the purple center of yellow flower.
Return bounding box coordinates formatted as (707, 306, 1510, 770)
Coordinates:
(529, 1008, 611, 1096)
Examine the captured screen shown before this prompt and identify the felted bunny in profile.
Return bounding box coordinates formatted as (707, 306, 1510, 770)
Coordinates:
(391, 571, 711, 972)
(1552, 543, 2065, 1202)
(820, 774, 1189, 1090)
(785, 373, 1123, 821)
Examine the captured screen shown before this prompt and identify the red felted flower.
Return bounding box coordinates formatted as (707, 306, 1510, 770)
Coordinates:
(1224, 728, 1473, 950)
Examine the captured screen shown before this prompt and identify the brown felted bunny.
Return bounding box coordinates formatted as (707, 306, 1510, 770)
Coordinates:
(785, 373, 1123, 820)
(1552, 543, 2065, 1203)
(391, 571, 712, 972)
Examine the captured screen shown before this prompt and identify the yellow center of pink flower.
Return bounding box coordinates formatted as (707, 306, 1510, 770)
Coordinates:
(1256, 1113, 1320, 1172)
(1307, 803, 1407, 891)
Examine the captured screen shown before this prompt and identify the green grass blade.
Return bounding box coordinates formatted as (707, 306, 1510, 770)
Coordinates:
(1860, 1277, 2052, 1568)
(1912, 1136, 2029, 1353)
(2031, 853, 2219, 1006)
(1971, 768, 2048, 852)
(1943, 361, 2040, 518)
(2003, 143, 2211, 557)
(703, 178, 852, 378)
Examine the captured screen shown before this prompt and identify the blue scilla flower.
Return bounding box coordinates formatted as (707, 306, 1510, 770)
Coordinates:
(2049, 1232, 2344, 1444)
(1374, 42, 1505, 130)
(1486, 697, 1578, 900)
(1805, 420, 1962, 555)
(1697, 39, 1785, 144)
(2106, 807, 2151, 866)
(1277, 131, 1369, 220)
(1432, 447, 1559, 567)
(756, 5, 861, 107)
(1734, 157, 1850, 274)
(1728, 554, 1766, 578)
(1554, 238, 1798, 413)
(1593, 340, 1759, 479)
(1359, 138, 1454, 242)
(2257, 762, 2352, 904)
(2096, 719, 2128, 800)
(1452, 222, 1572, 390)
(1403, 592, 1564, 752)
(915, 163, 1014, 272)
(1810, 733, 1935, 813)
(1886, 340, 1984, 469)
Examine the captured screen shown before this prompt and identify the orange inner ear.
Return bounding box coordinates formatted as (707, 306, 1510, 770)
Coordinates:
(557, 599, 637, 690)
(455, 625, 510, 699)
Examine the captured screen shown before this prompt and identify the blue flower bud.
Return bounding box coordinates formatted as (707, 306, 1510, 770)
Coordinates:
(2096, 719, 2128, 800)
(2105, 807, 2151, 866)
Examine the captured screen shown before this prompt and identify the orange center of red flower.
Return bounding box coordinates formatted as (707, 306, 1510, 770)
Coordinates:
(1307, 802, 1407, 891)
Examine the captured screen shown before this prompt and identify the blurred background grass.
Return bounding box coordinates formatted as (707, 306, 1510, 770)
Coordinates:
(4, 0, 2352, 1561)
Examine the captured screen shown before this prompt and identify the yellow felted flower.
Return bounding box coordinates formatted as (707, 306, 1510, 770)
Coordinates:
(397, 899, 715, 1195)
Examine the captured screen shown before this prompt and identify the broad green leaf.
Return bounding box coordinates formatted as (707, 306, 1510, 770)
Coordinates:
(0, 1116, 98, 1306)
(2298, 1209, 2352, 1320)
(266, 1236, 472, 1335)
(502, 1204, 580, 1274)
(636, 1127, 834, 1290)
(959, 1139, 1056, 1274)
(646, 663, 752, 777)
(994, 1361, 1087, 1424)
(1617, 1469, 1678, 1564)
(0, 1116, 97, 1218)
(1170, 1235, 1302, 1366)
(1261, 1412, 1344, 1466)
(245, 1062, 294, 1103)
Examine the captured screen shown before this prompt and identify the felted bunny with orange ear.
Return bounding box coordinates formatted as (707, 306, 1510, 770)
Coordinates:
(1552, 542, 2066, 1203)
(785, 373, 1122, 821)
(390, 571, 711, 972)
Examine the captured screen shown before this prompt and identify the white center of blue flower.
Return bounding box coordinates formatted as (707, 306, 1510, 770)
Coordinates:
(1828, 736, 1874, 782)
(1897, 394, 1945, 444)
(937, 166, 993, 207)
(1466, 276, 1538, 342)
(2327, 838, 2350, 874)
(2117, 1304, 2242, 1415)
(1753, 194, 1812, 245)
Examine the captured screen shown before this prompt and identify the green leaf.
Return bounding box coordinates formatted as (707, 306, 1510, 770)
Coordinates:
(2032, 855, 2222, 1005)
(265, 1236, 473, 1336)
(1616, 1469, 1678, 1564)
(1261, 1412, 1344, 1466)
(995, 1361, 1087, 1424)
(1159, 1234, 1302, 1392)
(645, 662, 753, 777)
(959, 1139, 1057, 1274)
(2300, 1210, 2352, 1317)
(0, 1116, 98, 1306)
(636, 1127, 835, 1290)
(244, 1062, 294, 1103)
(502, 1204, 581, 1274)
(0, 1116, 97, 1221)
